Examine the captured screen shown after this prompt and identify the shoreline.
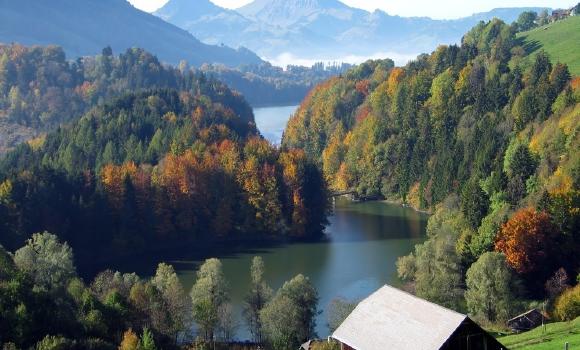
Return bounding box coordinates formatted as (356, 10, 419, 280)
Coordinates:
(337, 193, 432, 215)
(251, 103, 300, 109)
(380, 198, 432, 215)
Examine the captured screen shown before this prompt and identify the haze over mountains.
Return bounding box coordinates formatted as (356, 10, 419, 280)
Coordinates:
(0, 0, 553, 67)
(0, 0, 263, 66)
(156, 0, 550, 64)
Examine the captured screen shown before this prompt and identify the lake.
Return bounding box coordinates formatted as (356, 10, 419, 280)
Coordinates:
(253, 105, 299, 144)
(121, 105, 428, 340)
(172, 197, 428, 339)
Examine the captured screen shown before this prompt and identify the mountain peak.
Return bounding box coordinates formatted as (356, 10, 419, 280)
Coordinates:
(238, 0, 354, 26)
(155, 0, 227, 21)
(240, 0, 350, 11)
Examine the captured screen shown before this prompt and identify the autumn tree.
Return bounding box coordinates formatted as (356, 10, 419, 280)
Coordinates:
(101, 162, 138, 210)
(322, 126, 346, 187)
(495, 208, 557, 274)
(238, 157, 284, 233)
(387, 67, 405, 97)
(119, 329, 140, 350)
(554, 284, 580, 321)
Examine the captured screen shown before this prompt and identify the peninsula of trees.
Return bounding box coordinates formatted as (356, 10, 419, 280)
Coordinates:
(0, 55, 329, 269)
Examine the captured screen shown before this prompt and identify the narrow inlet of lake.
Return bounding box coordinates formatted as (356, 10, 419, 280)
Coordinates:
(253, 105, 299, 145)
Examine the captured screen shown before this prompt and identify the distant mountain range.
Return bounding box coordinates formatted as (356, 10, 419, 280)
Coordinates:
(0, 0, 263, 67)
(155, 0, 551, 63)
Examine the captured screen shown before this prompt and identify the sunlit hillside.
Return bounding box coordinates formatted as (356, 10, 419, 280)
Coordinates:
(518, 16, 580, 76)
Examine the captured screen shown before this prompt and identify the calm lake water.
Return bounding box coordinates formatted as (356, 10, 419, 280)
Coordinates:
(116, 106, 427, 340)
(253, 105, 299, 144)
(172, 197, 428, 339)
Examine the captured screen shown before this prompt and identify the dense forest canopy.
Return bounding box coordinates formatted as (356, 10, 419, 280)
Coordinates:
(0, 44, 348, 153)
(0, 44, 254, 152)
(0, 86, 328, 270)
(283, 18, 579, 315)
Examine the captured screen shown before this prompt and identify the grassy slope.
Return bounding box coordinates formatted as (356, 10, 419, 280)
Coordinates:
(497, 317, 580, 350)
(517, 16, 580, 76)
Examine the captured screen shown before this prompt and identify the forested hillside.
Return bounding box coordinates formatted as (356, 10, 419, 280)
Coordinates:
(283, 18, 579, 320)
(0, 44, 249, 153)
(0, 87, 328, 270)
(0, 44, 349, 153)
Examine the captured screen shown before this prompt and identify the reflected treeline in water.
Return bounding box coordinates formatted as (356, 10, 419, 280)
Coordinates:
(170, 199, 427, 339)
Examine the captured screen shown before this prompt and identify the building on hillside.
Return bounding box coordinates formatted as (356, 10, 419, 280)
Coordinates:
(330, 285, 506, 350)
(507, 309, 545, 332)
(551, 9, 571, 21)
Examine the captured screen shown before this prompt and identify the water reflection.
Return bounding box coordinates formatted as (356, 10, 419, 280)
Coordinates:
(173, 198, 428, 339)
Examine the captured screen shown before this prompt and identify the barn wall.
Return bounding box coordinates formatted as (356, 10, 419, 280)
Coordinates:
(440, 319, 506, 350)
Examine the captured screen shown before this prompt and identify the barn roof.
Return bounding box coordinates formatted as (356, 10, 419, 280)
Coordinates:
(331, 285, 467, 350)
(507, 308, 543, 323)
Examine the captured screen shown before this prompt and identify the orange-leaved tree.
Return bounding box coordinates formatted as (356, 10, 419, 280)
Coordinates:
(118, 329, 139, 350)
(495, 208, 557, 274)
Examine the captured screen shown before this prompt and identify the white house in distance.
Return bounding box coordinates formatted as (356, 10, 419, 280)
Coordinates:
(330, 285, 506, 350)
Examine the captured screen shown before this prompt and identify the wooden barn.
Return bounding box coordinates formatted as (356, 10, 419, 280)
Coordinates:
(507, 309, 545, 332)
(330, 285, 506, 350)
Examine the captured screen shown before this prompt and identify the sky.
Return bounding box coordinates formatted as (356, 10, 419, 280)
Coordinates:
(128, 0, 575, 19)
